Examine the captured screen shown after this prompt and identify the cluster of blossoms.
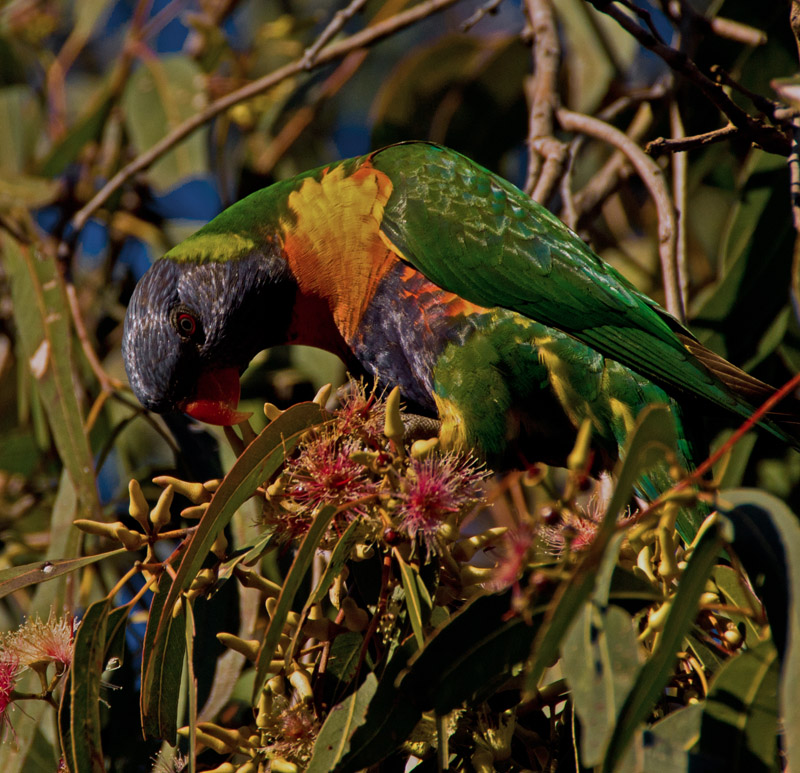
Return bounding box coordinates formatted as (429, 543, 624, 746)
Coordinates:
(0, 609, 76, 731)
(262, 382, 488, 553)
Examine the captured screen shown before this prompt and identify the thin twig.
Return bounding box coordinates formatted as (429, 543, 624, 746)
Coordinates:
(669, 100, 689, 315)
(668, 1, 767, 47)
(461, 0, 506, 31)
(709, 64, 784, 119)
(586, 0, 790, 156)
(646, 124, 738, 155)
(61, 0, 465, 252)
(302, 0, 370, 69)
(617, 0, 666, 44)
(64, 281, 123, 392)
(557, 107, 685, 321)
(564, 84, 664, 225)
(523, 0, 561, 197)
(254, 0, 407, 174)
(571, 103, 654, 228)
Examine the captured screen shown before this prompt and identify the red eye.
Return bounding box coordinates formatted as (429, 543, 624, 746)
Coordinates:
(177, 312, 197, 337)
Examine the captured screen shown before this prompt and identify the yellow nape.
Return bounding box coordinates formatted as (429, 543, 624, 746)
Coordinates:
(433, 393, 470, 453)
(280, 161, 397, 341)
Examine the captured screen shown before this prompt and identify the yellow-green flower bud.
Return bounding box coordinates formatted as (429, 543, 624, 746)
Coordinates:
(74, 519, 122, 539)
(216, 632, 260, 661)
(152, 475, 210, 504)
(410, 437, 439, 459)
(384, 387, 404, 445)
(128, 479, 150, 531)
(264, 403, 284, 421)
(313, 383, 332, 407)
(114, 524, 146, 551)
(149, 483, 174, 531)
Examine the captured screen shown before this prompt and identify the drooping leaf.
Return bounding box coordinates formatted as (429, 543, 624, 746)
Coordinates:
(62, 598, 111, 773)
(252, 504, 338, 700)
(526, 405, 678, 693)
(141, 404, 323, 738)
(307, 674, 378, 773)
(397, 555, 432, 648)
(3, 236, 102, 523)
(717, 488, 800, 773)
(140, 573, 187, 741)
(602, 516, 730, 772)
(697, 640, 779, 772)
(334, 590, 545, 772)
(0, 549, 126, 600)
(563, 534, 643, 766)
(121, 56, 209, 191)
(310, 518, 361, 604)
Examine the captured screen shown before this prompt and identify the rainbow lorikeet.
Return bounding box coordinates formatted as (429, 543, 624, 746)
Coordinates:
(122, 141, 797, 528)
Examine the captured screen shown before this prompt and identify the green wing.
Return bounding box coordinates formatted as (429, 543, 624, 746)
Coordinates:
(372, 142, 762, 422)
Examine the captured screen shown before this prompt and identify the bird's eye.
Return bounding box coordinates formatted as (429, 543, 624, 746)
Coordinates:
(175, 311, 198, 338)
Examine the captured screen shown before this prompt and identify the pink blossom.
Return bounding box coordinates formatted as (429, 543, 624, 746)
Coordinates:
(0, 648, 20, 729)
(398, 455, 486, 546)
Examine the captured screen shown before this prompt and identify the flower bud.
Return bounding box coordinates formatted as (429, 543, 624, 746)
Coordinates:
(149, 484, 174, 531)
(217, 632, 260, 661)
(128, 480, 150, 531)
(152, 475, 211, 504)
(384, 387, 404, 445)
(313, 383, 332, 407)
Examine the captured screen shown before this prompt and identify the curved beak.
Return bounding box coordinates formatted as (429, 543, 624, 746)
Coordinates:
(182, 367, 253, 426)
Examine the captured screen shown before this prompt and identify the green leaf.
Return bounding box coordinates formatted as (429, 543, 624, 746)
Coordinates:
(326, 631, 363, 685)
(562, 535, 643, 766)
(310, 518, 361, 604)
(602, 516, 729, 772)
(216, 531, 276, 584)
(121, 56, 209, 191)
(717, 488, 800, 773)
(3, 236, 102, 522)
(140, 573, 187, 741)
(555, 0, 638, 114)
(397, 556, 430, 648)
(141, 403, 323, 739)
(335, 591, 544, 771)
(710, 565, 762, 642)
(0, 85, 41, 174)
(185, 601, 198, 773)
(526, 405, 678, 693)
(252, 504, 338, 700)
(0, 174, 60, 212)
(698, 640, 779, 771)
(0, 549, 126, 600)
(307, 674, 378, 773)
(63, 598, 111, 773)
(39, 93, 113, 178)
(642, 703, 703, 769)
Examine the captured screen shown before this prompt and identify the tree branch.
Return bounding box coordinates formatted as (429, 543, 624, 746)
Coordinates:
(557, 107, 685, 322)
(523, 0, 561, 198)
(586, 0, 790, 156)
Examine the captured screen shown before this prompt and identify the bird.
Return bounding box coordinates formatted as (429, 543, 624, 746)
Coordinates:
(122, 141, 798, 536)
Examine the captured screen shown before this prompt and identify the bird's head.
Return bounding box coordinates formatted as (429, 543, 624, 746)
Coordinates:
(122, 243, 296, 426)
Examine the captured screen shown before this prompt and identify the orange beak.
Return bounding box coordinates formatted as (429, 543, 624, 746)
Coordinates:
(182, 367, 253, 426)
